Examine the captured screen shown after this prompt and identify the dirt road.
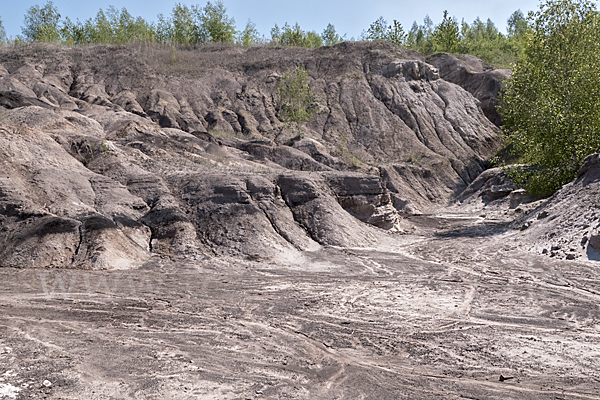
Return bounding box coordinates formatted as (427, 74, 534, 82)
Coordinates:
(1, 214, 599, 399)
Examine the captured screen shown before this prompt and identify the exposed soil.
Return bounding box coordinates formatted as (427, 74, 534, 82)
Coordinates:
(2, 211, 599, 399)
(1, 43, 598, 399)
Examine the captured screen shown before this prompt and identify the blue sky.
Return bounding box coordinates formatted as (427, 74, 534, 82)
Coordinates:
(1, 0, 554, 40)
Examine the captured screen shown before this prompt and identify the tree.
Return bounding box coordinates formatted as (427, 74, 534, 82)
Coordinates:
(61, 17, 87, 45)
(364, 16, 388, 41)
(197, 0, 236, 44)
(270, 22, 322, 48)
(386, 20, 407, 46)
(22, 1, 61, 42)
(433, 10, 459, 52)
(155, 13, 173, 43)
(500, 0, 600, 195)
(507, 9, 530, 59)
(172, 4, 201, 45)
(363, 16, 406, 46)
(508, 9, 529, 37)
(322, 23, 342, 46)
(276, 65, 315, 129)
(238, 19, 259, 48)
(406, 15, 435, 54)
(306, 31, 323, 48)
(0, 17, 7, 44)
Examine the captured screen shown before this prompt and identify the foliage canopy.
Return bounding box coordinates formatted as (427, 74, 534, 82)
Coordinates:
(22, 1, 61, 42)
(500, 0, 600, 195)
(5, 0, 531, 64)
(0, 18, 6, 44)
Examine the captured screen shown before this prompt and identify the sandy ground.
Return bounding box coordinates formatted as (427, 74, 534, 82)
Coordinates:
(1, 212, 600, 399)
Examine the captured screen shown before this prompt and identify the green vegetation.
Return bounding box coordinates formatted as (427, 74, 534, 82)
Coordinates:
(362, 17, 406, 46)
(0, 17, 6, 44)
(500, 0, 600, 195)
(199, 0, 236, 43)
(321, 23, 343, 46)
(2, 0, 529, 65)
(238, 19, 260, 48)
(271, 23, 323, 48)
(22, 1, 61, 42)
(403, 11, 528, 65)
(433, 11, 460, 53)
(276, 66, 315, 131)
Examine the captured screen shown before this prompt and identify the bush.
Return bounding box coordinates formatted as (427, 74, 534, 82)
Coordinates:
(276, 65, 315, 126)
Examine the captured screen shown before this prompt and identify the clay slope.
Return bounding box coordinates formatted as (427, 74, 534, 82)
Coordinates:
(427, 52, 510, 126)
(512, 152, 600, 261)
(0, 42, 500, 268)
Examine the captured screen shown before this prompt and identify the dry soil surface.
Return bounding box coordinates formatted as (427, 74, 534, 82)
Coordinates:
(1, 211, 599, 400)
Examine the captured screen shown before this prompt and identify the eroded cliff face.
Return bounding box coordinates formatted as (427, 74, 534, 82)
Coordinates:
(427, 52, 511, 127)
(0, 42, 501, 268)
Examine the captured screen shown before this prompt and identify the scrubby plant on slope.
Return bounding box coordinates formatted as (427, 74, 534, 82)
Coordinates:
(276, 65, 315, 133)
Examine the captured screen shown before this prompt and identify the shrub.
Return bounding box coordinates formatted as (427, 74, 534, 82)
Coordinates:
(276, 65, 315, 128)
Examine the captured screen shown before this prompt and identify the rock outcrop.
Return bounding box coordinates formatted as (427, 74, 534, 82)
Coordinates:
(427, 52, 510, 126)
(0, 42, 501, 268)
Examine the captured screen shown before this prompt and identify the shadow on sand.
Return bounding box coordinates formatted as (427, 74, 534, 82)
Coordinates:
(434, 220, 511, 238)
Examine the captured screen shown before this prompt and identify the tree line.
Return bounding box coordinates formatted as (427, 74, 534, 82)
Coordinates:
(0, 1, 527, 65)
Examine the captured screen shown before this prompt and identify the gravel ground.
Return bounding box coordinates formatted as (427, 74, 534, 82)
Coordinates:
(1, 212, 599, 399)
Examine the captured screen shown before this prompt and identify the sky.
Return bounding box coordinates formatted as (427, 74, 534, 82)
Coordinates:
(0, 0, 561, 40)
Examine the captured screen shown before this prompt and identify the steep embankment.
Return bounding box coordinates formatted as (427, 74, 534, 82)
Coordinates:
(0, 42, 500, 268)
(427, 52, 510, 126)
(509, 152, 600, 261)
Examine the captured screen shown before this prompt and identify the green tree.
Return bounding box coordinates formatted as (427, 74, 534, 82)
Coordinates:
(85, 9, 112, 44)
(270, 22, 322, 48)
(363, 16, 406, 46)
(500, 0, 600, 195)
(276, 65, 315, 128)
(386, 20, 407, 46)
(322, 23, 342, 46)
(197, 0, 236, 43)
(155, 13, 173, 43)
(238, 19, 259, 47)
(406, 15, 435, 54)
(172, 4, 202, 45)
(364, 16, 388, 40)
(22, 1, 62, 42)
(61, 17, 87, 45)
(281, 23, 307, 46)
(0, 17, 7, 44)
(306, 31, 323, 48)
(507, 9, 530, 59)
(433, 10, 459, 52)
(508, 9, 529, 37)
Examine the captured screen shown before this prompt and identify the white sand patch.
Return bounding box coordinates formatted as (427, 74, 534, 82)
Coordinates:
(0, 383, 21, 399)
